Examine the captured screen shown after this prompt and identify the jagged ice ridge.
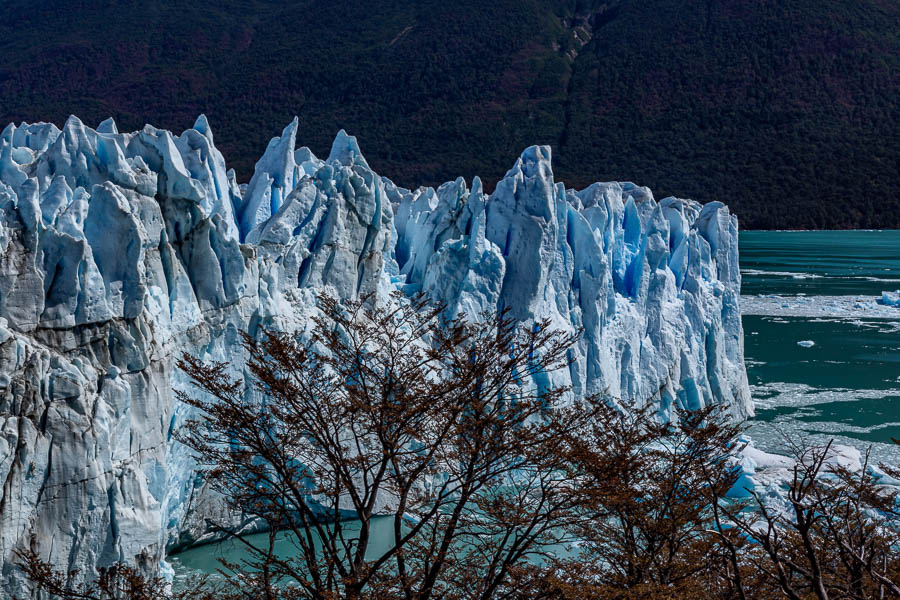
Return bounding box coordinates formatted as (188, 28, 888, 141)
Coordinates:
(0, 115, 750, 591)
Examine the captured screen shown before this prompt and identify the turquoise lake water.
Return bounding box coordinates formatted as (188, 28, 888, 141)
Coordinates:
(740, 230, 900, 466)
(170, 517, 397, 579)
(170, 230, 900, 577)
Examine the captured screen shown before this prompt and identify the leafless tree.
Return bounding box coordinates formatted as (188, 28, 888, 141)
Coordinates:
(15, 548, 213, 600)
(173, 291, 592, 600)
(725, 440, 900, 600)
(523, 402, 751, 600)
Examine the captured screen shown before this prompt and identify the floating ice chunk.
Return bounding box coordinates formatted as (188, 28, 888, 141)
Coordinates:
(827, 444, 862, 472)
(870, 465, 900, 488)
(880, 290, 900, 307)
(740, 443, 795, 470)
(797, 340, 815, 348)
(728, 436, 795, 498)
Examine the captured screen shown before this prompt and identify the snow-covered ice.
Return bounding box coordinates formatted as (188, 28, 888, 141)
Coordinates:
(0, 116, 750, 591)
(730, 434, 886, 502)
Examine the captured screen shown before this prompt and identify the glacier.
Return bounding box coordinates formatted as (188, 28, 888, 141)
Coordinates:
(0, 115, 750, 592)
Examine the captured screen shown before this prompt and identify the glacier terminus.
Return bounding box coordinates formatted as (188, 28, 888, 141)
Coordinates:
(0, 115, 750, 592)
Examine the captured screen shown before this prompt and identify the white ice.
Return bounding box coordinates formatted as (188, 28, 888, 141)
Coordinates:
(0, 116, 750, 592)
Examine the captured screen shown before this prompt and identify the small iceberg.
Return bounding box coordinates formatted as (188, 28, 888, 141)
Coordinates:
(880, 290, 900, 307)
(797, 340, 815, 348)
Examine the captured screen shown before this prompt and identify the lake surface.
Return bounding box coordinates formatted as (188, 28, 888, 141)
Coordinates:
(740, 230, 900, 467)
(170, 517, 397, 581)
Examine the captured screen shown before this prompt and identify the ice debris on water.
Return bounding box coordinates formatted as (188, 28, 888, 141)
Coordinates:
(742, 294, 900, 319)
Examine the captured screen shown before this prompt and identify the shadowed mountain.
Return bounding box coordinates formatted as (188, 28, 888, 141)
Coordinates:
(1, 0, 897, 228)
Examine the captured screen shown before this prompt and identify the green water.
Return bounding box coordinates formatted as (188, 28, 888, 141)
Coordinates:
(168, 511, 573, 585)
(740, 230, 900, 296)
(170, 517, 397, 579)
(741, 230, 900, 465)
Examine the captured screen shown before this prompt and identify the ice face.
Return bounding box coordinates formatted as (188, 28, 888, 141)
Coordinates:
(0, 116, 750, 592)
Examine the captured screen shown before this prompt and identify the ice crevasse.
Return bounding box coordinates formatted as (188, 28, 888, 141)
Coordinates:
(0, 115, 750, 590)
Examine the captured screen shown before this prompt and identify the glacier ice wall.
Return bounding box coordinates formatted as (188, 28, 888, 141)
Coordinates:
(0, 115, 750, 591)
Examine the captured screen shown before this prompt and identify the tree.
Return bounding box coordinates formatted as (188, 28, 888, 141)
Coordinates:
(15, 549, 210, 600)
(172, 291, 590, 600)
(725, 441, 900, 600)
(531, 403, 752, 600)
(527, 412, 900, 600)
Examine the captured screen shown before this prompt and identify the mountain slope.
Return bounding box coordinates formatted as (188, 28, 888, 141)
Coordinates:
(0, 0, 896, 228)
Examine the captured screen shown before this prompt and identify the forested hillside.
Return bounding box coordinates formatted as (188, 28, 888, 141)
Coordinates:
(1, 0, 897, 228)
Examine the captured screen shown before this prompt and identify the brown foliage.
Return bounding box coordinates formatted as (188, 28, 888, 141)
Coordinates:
(725, 441, 900, 600)
(529, 403, 754, 600)
(525, 409, 900, 600)
(15, 547, 213, 600)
